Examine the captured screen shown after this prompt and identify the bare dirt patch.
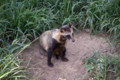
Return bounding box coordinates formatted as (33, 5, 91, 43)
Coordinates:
(21, 31, 111, 80)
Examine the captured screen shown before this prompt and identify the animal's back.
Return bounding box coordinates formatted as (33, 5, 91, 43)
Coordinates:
(39, 29, 60, 54)
(39, 30, 52, 54)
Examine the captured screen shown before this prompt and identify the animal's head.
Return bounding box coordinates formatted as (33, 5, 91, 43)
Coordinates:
(60, 24, 75, 42)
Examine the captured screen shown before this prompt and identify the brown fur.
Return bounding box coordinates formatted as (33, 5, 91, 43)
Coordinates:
(53, 35, 66, 55)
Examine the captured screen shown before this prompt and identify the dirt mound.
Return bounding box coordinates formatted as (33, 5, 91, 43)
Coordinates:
(21, 31, 111, 80)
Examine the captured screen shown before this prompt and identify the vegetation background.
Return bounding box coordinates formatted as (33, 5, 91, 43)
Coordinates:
(0, 0, 120, 80)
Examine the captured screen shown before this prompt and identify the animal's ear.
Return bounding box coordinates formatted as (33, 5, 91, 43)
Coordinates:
(60, 27, 66, 33)
(69, 23, 73, 28)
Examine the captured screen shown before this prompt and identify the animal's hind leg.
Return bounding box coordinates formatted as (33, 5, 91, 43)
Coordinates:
(61, 48, 69, 62)
(39, 43, 46, 55)
(39, 48, 44, 55)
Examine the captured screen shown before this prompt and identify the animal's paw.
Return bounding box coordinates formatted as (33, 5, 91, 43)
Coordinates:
(56, 56, 59, 60)
(62, 57, 69, 62)
(48, 62, 54, 67)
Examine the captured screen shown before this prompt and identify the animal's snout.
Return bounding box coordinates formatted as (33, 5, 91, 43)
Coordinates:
(66, 35, 71, 40)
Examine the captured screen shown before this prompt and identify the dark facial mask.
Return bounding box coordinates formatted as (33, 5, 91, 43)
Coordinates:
(66, 35, 71, 40)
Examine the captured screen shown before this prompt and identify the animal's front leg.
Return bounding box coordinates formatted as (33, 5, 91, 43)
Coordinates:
(55, 54, 59, 60)
(61, 48, 69, 62)
(47, 48, 54, 67)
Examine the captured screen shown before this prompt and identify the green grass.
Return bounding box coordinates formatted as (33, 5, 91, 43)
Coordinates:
(0, 0, 120, 79)
(83, 51, 120, 80)
(0, 48, 27, 80)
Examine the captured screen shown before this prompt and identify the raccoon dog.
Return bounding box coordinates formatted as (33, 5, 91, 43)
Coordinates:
(39, 24, 75, 67)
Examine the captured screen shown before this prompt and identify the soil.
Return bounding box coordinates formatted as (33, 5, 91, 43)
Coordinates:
(20, 31, 111, 80)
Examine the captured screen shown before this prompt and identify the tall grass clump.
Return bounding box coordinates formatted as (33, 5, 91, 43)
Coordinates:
(1, 0, 120, 48)
(0, 48, 27, 80)
(84, 51, 120, 80)
(79, 0, 120, 48)
(80, 0, 120, 32)
(0, 0, 87, 49)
